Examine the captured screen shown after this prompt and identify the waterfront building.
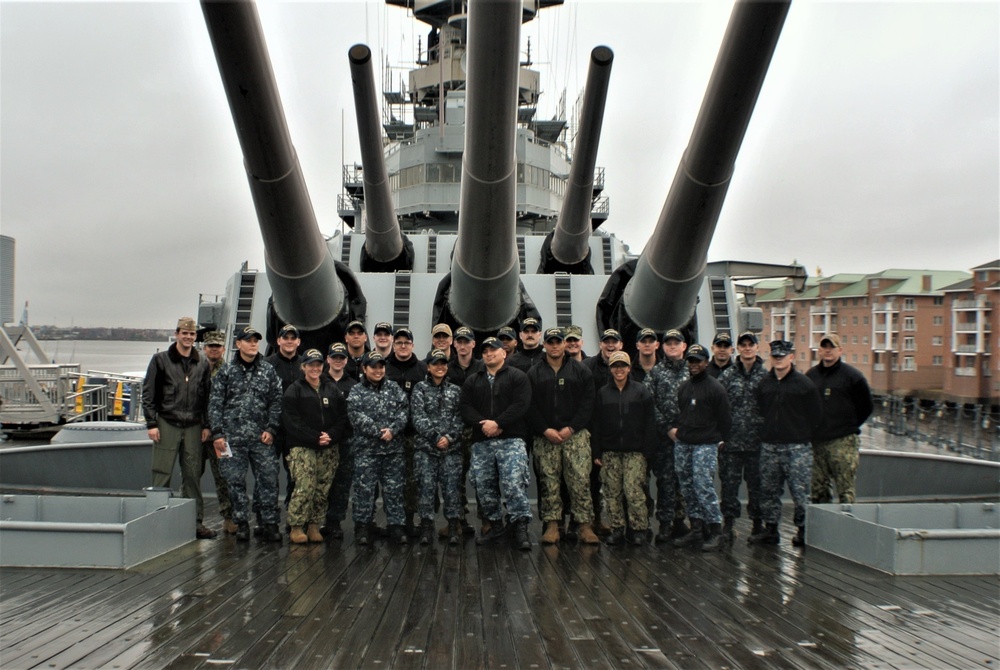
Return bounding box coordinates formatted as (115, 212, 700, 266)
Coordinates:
(754, 262, 998, 404)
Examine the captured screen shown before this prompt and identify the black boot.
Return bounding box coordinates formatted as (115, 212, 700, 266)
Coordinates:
(701, 523, 724, 552)
(626, 528, 647, 546)
(653, 522, 673, 544)
(419, 519, 435, 545)
(389, 524, 410, 545)
(512, 519, 531, 550)
(792, 525, 806, 547)
(448, 519, 462, 545)
(605, 528, 625, 546)
(476, 519, 506, 545)
(405, 516, 420, 539)
(261, 523, 282, 543)
(670, 518, 690, 539)
(235, 521, 250, 542)
(751, 518, 764, 535)
(672, 519, 704, 548)
(722, 517, 736, 542)
(748, 522, 780, 545)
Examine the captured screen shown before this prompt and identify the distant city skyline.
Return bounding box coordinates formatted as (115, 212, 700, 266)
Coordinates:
(2, 1, 996, 328)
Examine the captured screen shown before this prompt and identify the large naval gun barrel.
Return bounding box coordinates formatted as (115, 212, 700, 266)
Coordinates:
(448, 0, 523, 331)
(621, 0, 790, 331)
(543, 45, 614, 274)
(349, 44, 413, 272)
(201, 1, 346, 333)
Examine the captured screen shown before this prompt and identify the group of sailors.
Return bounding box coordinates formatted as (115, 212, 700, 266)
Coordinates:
(142, 315, 873, 550)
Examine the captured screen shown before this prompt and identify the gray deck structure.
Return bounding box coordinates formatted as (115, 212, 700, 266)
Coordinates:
(1, 505, 998, 670)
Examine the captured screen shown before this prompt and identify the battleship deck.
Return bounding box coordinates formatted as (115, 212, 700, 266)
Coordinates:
(1, 506, 998, 670)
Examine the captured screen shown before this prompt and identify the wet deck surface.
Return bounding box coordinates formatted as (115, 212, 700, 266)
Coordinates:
(2, 505, 998, 670)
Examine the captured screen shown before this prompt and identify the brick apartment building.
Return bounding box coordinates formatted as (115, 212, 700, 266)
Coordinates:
(752, 260, 998, 405)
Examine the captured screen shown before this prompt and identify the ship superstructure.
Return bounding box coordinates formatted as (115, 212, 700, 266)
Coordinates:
(196, 0, 805, 355)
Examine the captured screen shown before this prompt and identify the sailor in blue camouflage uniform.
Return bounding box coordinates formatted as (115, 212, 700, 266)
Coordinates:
(750, 339, 822, 547)
(209, 326, 284, 542)
(669, 344, 731, 551)
(460, 337, 534, 550)
(643, 328, 690, 542)
(716, 331, 767, 540)
(348, 351, 411, 545)
(411, 349, 466, 545)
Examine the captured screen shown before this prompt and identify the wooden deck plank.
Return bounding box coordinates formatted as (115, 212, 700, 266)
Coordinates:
(421, 544, 465, 670)
(0, 505, 997, 670)
(359, 544, 431, 667)
(512, 544, 599, 670)
(291, 543, 400, 670)
(393, 545, 447, 670)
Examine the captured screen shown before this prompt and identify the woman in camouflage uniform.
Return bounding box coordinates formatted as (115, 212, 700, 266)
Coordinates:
(281, 349, 349, 544)
(411, 349, 466, 545)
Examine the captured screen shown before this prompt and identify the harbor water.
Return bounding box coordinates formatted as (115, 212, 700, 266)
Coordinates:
(32, 340, 167, 375)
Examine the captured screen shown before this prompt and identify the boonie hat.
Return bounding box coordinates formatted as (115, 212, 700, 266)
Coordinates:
(328, 343, 348, 358)
(685, 344, 709, 361)
(236, 326, 262, 341)
(278, 324, 300, 337)
(394, 327, 414, 341)
(373, 322, 393, 335)
(662, 329, 685, 343)
(819, 333, 842, 348)
(362, 351, 386, 366)
(426, 348, 449, 364)
(713, 332, 733, 346)
(301, 348, 324, 363)
(177, 317, 199, 331)
(454, 327, 475, 341)
(543, 327, 565, 342)
(769, 340, 794, 358)
(520, 317, 541, 331)
(432, 324, 453, 337)
(636, 328, 658, 342)
(203, 331, 225, 346)
(609, 351, 632, 367)
(737, 331, 758, 345)
(564, 325, 583, 340)
(481, 337, 504, 350)
(601, 329, 623, 342)
(497, 327, 517, 340)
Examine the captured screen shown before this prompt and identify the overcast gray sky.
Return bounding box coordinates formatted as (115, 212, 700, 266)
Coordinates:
(2, 1, 997, 328)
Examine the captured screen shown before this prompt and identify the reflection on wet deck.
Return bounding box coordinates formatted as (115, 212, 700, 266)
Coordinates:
(2, 505, 997, 669)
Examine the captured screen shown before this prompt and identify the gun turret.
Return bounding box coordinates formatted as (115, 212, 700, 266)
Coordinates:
(541, 45, 614, 274)
(349, 44, 414, 272)
(201, 0, 349, 344)
(446, 0, 523, 332)
(608, 0, 791, 335)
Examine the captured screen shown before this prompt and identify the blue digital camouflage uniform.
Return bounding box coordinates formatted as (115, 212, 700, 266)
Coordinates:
(643, 358, 688, 525)
(717, 357, 766, 521)
(347, 378, 409, 526)
(411, 379, 466, 521)
(758, 443, 813, 526)
(470, 438, 532, 522)
(208, 355, 284, 525)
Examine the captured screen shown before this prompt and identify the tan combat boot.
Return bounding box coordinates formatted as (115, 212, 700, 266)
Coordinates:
(289, 526, 308, 544)
(578, 523, 600, 545)
(306, 523, 324, 543)
(541, 521, 561, 544)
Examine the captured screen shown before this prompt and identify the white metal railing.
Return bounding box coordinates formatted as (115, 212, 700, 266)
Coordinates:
(955, 367, 977, 377)
(0, 366, 144, 427)
(873, 363, 886, 371)
(953, 299, 991, 309)
(872, 302, 898, 312)
(954, 322, 989, 333)
(955, 344, 981, 354)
